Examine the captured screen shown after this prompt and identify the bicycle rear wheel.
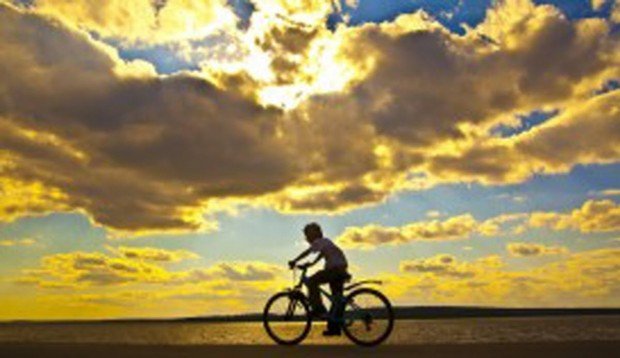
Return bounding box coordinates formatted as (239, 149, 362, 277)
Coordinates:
(342, 288, 394, 346)
(263, 291, 311, 345)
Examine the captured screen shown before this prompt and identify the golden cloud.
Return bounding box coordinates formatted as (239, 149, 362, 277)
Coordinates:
(8, 248, 618, 319)
(109, 245, 200, 262)
(592, 0, 607, 11)
(25, 0, 237, 43)
(426, 88, 620, 186)
(507, 242, 569, 257)
(336, 213, 530, 249)
(0, 175, 69, 224)
(0, 3, 298, 233)
(16, 247, 283, 289)
(529, 199, 620, 233)
(0, 279, 274, 320)
(613, 0, 620, 23)
(0, 0, 618, 233)
(18, 251, 174, 287)
(0, 238, 36, 247)
(180, 261, 284, 283)
(7, 244, 288, 319)
(337, 199, 619, 249)
(595, 188, 620, 197)
(400, 254, 503, 278)
(384, 248, 620, 306)
(337, 215, 480, 249)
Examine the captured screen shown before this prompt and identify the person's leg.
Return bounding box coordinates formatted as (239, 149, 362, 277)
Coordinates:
(326, 273, 345, 333)
(306, 270, 329, 315)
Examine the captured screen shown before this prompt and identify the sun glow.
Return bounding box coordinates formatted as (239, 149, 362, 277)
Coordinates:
(164, 2, 377, 110)
(257, 28, 376, 110)
(25, 0, 377, 111)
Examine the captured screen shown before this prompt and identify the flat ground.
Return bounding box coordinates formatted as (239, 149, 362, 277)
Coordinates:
(1, 341, 618, 358)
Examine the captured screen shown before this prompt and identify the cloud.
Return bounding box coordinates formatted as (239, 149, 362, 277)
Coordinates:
(529, 199, 620, 233)
(384, 248, 620, 306)
(494, 193, 527, 203)
(592, 0, 607, 11)
(257, 0, 620, 212)
(9, 245, 287, 318)
(613, 0, 620, 23)
(426, 210, 443, 218)
(16, 251, 174, 288)
(17, 247, 617, 317)
(339, 1, 617, 146)
(0, 169, 69, 223)
(0, 280, 269, 320)
(336, 213, 529, 249)
(592, 189, 620, 197)
(507, 242, 569, 257)
(400, 254, 502, 278)
(109, 246, 200, 262)
(181, 262, 283, 282)
(0, 238, 36, 247)
(337, 199, 619, 249)
(337, 214, 481, 249)
(15, 247, 282, 289)
(182, 0, 372, 110)
(0, 0, 618, 234)
(19, 0, 238, 44)
(0, 3, 299, 233)
(426, 90, 620, 185)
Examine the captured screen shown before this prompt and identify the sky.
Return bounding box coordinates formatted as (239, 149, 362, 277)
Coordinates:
(0, 0, 619, 321)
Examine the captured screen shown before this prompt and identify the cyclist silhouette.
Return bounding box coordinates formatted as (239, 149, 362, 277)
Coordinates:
(288, 222, 350, 336)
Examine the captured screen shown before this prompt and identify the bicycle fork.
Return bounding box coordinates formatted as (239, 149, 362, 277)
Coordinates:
(285, 298, 298, 320)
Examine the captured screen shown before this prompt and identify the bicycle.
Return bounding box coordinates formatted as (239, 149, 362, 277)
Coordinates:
(262, 264, 394, 346)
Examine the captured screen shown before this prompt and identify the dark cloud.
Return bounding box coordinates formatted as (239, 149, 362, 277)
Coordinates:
(0, 3, 299, 232)
(428, 91, 620, 184)
(0, 1, 619, 231)
(336, 6, 616, 148)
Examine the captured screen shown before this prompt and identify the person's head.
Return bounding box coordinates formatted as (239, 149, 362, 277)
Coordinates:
(303, 222, 323, 243)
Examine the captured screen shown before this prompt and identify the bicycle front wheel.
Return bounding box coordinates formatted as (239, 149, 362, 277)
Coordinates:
(342, 288, 394, 346)
(263, 291, 311, 345)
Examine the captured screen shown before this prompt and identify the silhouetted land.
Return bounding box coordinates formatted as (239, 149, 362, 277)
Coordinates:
(3, 306, 619, 324)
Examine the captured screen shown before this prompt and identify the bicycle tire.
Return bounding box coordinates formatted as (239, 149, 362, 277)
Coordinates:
(342, 288, 394, 347)
(263, 291, 312, 345)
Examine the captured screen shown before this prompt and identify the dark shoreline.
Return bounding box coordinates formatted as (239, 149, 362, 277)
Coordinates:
(1, 341, 618, 358)
(3, 307, 620, 325)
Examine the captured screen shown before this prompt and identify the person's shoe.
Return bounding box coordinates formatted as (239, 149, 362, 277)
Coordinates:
(322, 329, 342, 337)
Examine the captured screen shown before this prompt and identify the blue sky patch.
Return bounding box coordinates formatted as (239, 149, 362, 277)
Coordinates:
(492, 110, 559, 138)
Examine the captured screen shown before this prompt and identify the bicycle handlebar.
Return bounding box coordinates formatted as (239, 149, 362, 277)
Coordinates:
(290, 264, 309, 288)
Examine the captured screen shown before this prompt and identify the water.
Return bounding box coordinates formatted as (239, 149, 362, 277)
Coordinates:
(0, 316, 619, 345)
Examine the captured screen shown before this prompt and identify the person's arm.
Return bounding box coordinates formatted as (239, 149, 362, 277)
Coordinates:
(307, 253, 324, 267)
(288, 248, 313, 268)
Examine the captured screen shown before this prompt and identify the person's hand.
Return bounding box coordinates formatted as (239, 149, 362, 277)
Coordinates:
(288, 260, 296, 269)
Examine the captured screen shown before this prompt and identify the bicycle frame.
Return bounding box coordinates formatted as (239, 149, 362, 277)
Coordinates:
(264, 265, 395, 346)
(288, 265, 381, 321)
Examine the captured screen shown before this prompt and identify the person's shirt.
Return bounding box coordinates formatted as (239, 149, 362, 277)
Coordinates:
(310, 237, 348, 269)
